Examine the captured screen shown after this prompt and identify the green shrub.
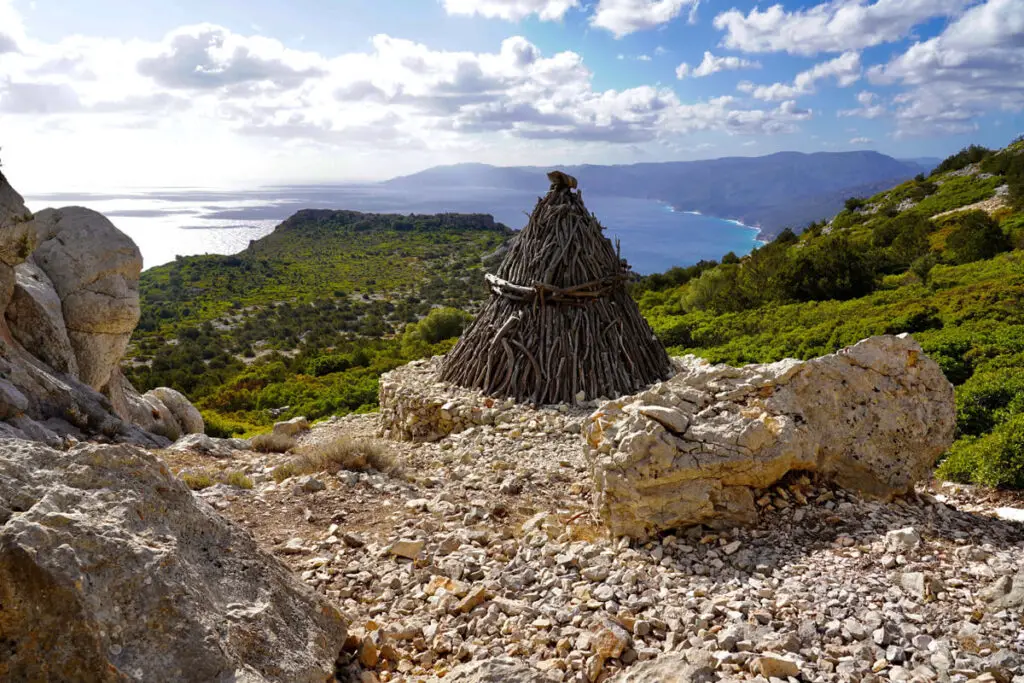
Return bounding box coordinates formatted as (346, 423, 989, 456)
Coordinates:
(181, 472, 214, 490)
(944, 211, 1011, 264)
(202, 410, 251, 438)
(409, 307, 473, 344)
(955, 368, 1024, 437)
(934, 145, 993, 174)
(937, 414, 1024, 489)
(225, 471, 254, 489)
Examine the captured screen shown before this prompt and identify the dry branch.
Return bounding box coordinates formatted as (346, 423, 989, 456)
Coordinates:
(439, 179, 672, 405)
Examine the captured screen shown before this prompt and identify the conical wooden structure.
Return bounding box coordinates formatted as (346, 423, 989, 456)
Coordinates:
(439, 171, 672, 405)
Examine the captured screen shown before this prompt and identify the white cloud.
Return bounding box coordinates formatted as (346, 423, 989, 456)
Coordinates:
(137, 24, 326, 91)
(676, 51, 761, 79)
(849, 136, 872, 144)
(745, 51, 861, 100)
(0, 1, 819, 190)
(591, 0, 700, 38)
(838, 90, 887, 118)
(442, 0, 580, 21)
(868, 0, 1024, 136)
(713, 0, 973, 56)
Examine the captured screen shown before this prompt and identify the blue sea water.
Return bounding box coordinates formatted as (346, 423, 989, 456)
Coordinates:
(23, 185, 762, 275)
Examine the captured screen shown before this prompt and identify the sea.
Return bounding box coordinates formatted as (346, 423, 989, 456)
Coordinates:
(22, 185, 763, 275)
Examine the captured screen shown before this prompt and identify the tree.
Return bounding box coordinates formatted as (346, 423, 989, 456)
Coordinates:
(844, 197, 866, 212)
(782, 235, 875, 302)
(944, 211, 1011, 265)
(774, 228, 799, 245)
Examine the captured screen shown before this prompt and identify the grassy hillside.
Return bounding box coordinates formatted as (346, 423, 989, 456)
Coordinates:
(126, 210, 512, 434)
(636, 136, 1024, 488)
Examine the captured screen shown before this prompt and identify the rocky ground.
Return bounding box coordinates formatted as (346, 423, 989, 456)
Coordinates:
(159, 400, 1024, 683)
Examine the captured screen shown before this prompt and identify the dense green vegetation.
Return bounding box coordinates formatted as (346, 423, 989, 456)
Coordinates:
(126, 211, 511, 435)
(636, 137, 1024, 488)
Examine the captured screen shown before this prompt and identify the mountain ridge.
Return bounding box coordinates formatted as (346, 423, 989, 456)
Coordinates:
(384, 150, 929, 237)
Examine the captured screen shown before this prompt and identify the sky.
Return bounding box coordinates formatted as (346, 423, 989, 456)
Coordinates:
(0, 0, 1022, 192)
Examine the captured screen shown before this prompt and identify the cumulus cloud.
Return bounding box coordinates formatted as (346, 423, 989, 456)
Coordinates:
(0, 0, 820, 189)
(744, 51, 861, 100)
(137, 24, 325, 90)
(849, 136, 872, 144)
(676, 51, 761, 79)
(0, 0, 25, 54)
(868, 0, 1024, 136)
(713, 0, 972, 56)
(0, 81, 81, 113)
(591, 0, 700, 38)
(838, 90, 887, 118)
(442, 0, 579, 21)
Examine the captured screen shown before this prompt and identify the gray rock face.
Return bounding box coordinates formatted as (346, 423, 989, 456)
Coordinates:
(147, 386, 205, 435)
(0, 171, 203, 444)
(586, 335, 955, 539)
(31, 207, 142, 390)
(610, 653, 715, 682)
(0, 440, 348, 682)
(7, 260, 79, 375)
(437, 658, 552, 682)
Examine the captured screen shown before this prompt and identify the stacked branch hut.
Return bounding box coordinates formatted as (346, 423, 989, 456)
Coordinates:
(439, 171, 672, 405)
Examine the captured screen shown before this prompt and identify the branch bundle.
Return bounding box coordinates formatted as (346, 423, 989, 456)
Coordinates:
(439, 182, 672, 405)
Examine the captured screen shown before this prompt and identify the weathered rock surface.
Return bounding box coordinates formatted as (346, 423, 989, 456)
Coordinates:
(0, 170, 203, 444)
(610, 653, 714, 682)
(30, 206, 143, 390)
(379, 357, 569, 442)
(0, 439, 347, 682)
(587, 335, 955, 539)
(7, 260, 79, 375)
(434, 658, 552, 682)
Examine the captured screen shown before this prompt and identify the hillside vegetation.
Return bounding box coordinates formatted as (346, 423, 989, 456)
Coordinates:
(636, 136, 1024, 488)
(128, 138, 1024, 489)
(126, 211, 511, 435)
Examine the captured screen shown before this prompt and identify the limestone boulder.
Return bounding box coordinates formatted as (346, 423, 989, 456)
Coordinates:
(0, 440, 348, 682)
(6, 260, 79, 375)
(434, 658, 552, 682)
(273, 415, 311, 437)
(147, 386, 205, 434)
(30, 206, 142, 389)
(586, 335, 955, 540)
(0, 170, 35, 269)
(610, 653, 715, 682)
(106, 370, 204, 442)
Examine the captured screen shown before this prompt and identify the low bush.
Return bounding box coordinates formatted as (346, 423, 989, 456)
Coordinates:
(272, 436, 400, 483)
(225, 471, 254, 489)
(937, 414, 1024, 489)
(250, 432, 297, 453)
(181, 472, 214, 490)
(955, 368, 1024, 437)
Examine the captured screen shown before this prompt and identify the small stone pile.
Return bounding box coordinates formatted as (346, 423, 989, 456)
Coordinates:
(379, 357, 592, 442)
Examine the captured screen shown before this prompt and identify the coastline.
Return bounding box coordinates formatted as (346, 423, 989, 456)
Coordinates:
(665, 204, 768, 246)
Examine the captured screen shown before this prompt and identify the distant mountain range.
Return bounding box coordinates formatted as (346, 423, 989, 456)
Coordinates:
(385, 151, 937, 238)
